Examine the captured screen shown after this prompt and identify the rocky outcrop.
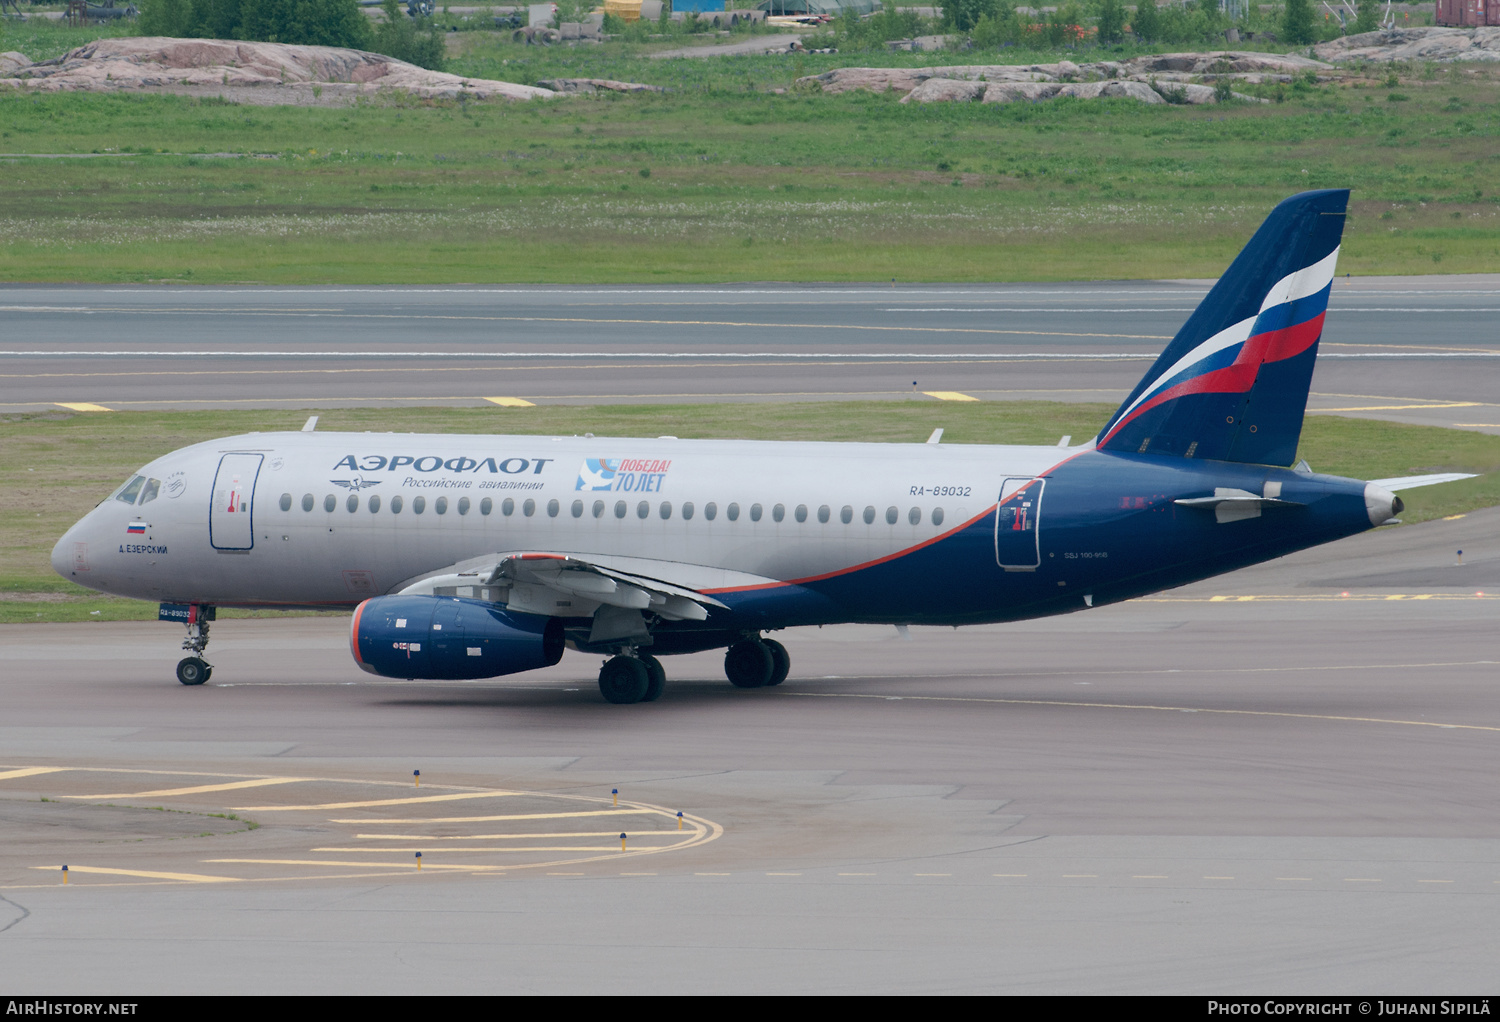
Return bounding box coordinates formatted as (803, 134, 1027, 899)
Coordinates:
(0, 37, 556, 101)
(797, 51, 1298, 105)
(900, 77, 988, 103)
(537, 77, 665, 93)
(1314, 26, 1500, 62)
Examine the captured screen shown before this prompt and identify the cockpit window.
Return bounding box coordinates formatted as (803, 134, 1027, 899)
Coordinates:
(138, 478, 162, 505)
(115, 475, 146, 504)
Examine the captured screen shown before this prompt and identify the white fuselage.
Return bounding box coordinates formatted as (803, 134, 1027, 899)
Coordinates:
(55, 430, 1070, 609)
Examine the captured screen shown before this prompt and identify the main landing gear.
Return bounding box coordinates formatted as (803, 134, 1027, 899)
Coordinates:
(724, 637, 789, 689)
(597, 653, 666, 705)
(176, 605, 214, 686)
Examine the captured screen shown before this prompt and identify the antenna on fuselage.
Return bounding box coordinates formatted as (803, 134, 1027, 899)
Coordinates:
(301, 416, 319, 433)
(925, 428, 944, 445)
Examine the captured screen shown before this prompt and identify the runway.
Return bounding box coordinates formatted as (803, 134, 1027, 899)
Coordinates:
(3, 276, 1500, 432)
(2, 507, 1498, 993)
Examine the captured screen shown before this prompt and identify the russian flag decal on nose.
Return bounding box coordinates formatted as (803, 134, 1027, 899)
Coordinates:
(127, 523, 146, 535)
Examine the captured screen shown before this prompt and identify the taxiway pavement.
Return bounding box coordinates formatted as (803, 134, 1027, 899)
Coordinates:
(2, 276, 1499, 432)
(2, 508, 1498, 993)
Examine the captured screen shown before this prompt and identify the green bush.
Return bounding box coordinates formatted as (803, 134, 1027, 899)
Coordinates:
(944, 0, 998, 32)
(1282, 0, 1315, 44)
(1354, 0, 1380, 32)
(138, 0, 371, 48)
(1131, 0, 1159, 41)
(1096, 0, 1125, 43)
(371, 0, 446, 68)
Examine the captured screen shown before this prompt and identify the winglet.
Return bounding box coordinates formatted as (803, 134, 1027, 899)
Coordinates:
(301, 416, 319, 433)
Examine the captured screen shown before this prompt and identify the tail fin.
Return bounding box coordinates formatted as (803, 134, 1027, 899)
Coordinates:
(1095, 189, 1348, 467)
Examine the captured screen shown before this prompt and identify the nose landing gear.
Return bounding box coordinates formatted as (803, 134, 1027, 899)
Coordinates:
(175, 604, 214, 686)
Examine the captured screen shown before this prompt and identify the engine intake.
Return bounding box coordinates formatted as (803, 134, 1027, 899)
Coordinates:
(352, 595, 565, 680)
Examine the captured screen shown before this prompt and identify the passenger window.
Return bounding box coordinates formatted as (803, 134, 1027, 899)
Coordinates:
(614, 500, 627, 519)
(841, 506, 853, 524)
(414, 496, 426, 514)
(480, 497, 492, 516)
(302, 493, 315, 512)
(593, 500, 605, 518)
(369, 495, 381, 513)
(279, 493, 292, 512)
(750, 503, 763, 522)
(115, 475, 146, 504)
(502, 498, 514, 516)
(324, 494, 337, 513)
(140, 479, 162, 505)
(572, 500, 584, 518)
(547, 499, 560, 518)
(704, 502, 717, 521)
(392, 495, 404, 514)
(636, 500, 649, 519)
(347, 494, 359, 513)
(458, 497, 471, 515)
(795, 504, 808, 523)
(682, 501, 695, 521)
(660, 501, 672, 520)
(908, 506, 921, 525)
(885, 506, 898, 525)
(863, 506, 876, 525)
(771, 504, 784, 523)
(817, 505, 830, 524)
(727, 502, 740, 521)
(436, 497, 448, 515)
(523, 499, 536, 517)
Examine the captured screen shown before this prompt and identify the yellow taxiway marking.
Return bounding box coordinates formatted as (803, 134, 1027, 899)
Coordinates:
(314, 846, 672, 853)
(1186, 594, 1486, 603)
(483, 396, 535, 407)
(53, 401, 112, 412)
(353, 831, 674, 841)
(1453, 424, 1500, 428)
(788, 689, 1500, 734)
(235, 791, 513, 812)
(1418, 879, 1454, 883)
(1315, 402, 1481, 412)
(1444, 515, 1469, 520)
(206, 858, 500, 871)
(923, 391, 979, 402)
(68, 777, 311, 800)
(33, 865, 237, 883)
(333, 808, 656, 824)
(0, 767, 69, 782)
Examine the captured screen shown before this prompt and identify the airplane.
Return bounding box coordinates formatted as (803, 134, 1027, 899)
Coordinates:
(50, 189, 1471, 703)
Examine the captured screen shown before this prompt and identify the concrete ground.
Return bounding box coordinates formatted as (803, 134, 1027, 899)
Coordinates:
(2, 506, 1498, 993)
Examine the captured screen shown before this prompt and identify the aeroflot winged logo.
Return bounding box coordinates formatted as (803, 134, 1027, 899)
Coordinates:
(576, 458, 672, 493)
(332, 475, 382, 492)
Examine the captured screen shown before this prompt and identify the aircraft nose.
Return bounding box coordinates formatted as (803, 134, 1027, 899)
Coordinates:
(1364, 482, 1404, 526)
(52, 514, 90, 581)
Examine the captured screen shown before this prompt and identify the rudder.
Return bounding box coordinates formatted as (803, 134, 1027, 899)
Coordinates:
(1096, 189, 1349, 466)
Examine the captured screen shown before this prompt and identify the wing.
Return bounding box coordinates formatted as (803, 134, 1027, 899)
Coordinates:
(393, 551, 774, 624)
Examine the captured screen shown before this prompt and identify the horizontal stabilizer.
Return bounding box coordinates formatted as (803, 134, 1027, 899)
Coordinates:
(1370, 472, 1478, 491)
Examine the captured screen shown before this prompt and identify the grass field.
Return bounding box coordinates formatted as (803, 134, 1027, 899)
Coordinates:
(2, 23, 1499, 282)
(4, 403, 1498, 622)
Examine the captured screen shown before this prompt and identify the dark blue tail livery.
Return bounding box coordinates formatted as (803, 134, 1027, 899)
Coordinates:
(1096, 189, 1349, 467)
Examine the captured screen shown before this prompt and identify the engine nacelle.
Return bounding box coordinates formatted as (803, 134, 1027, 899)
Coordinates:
(351, 595, 565, 680)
